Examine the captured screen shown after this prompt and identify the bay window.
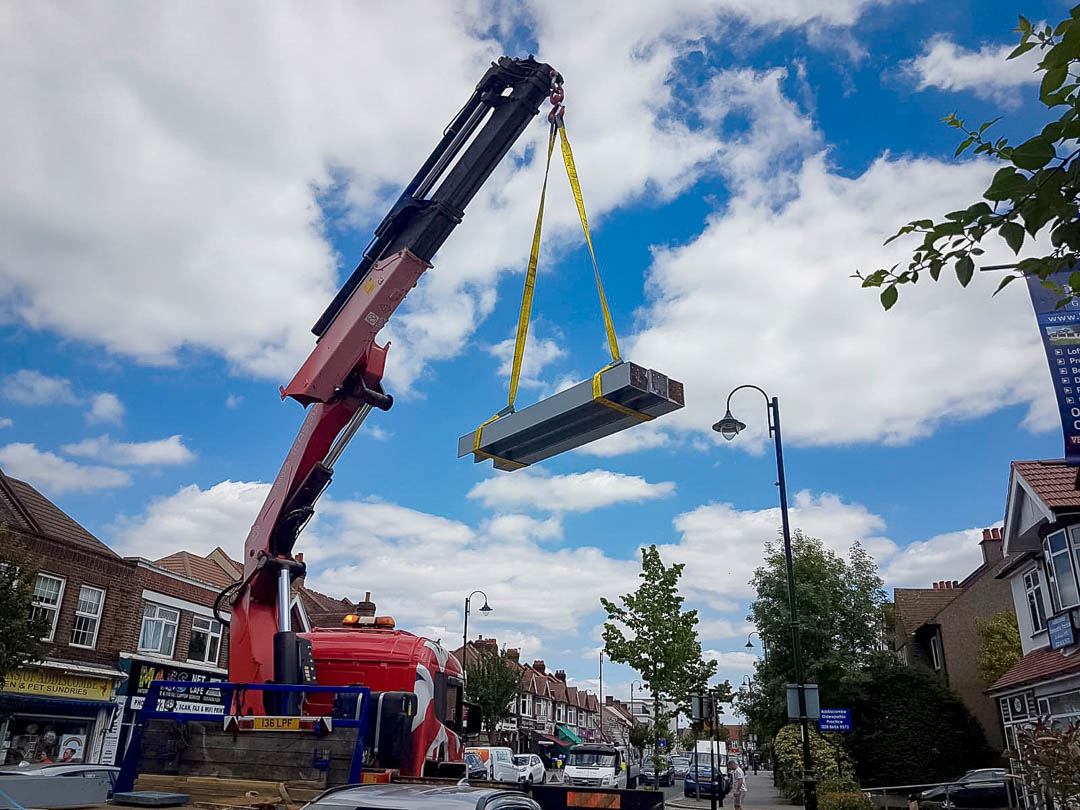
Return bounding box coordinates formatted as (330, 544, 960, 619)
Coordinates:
(1045, 530, 1080, 610)
(1023, 568, 1048, 632)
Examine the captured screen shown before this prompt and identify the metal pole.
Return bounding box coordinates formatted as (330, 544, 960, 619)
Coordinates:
(462, 595, 470, 670)
(710, 696, 718, 810)
(771, 397, 817, 810)
(599, 651, 604, 742)
(277, 567, 291, 632)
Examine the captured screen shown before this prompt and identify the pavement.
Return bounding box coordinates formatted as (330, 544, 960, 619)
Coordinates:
(665, 770, 789, 810)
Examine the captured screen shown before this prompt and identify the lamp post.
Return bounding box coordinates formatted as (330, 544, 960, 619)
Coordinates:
(462, 589, 493, 672)
(714, 385, 817, 810)
(745, 631, 768, 663)
(630, 679, 643, 727)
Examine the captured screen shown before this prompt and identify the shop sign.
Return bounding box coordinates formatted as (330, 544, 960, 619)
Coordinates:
(2, 669, 113, 702)
(1049, 612, 1076, 650)
(127, 659, 225, 714)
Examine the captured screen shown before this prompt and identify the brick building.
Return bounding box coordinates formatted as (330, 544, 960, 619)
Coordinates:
(891, 527, 1015, 750)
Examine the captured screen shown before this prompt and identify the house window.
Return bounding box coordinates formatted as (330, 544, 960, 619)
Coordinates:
(139, 603, 180, 656)
(31, 573, 65, 641)
(556, 703, 565, 722)
(1023, 568, 1048, 632)
(535, 698, 544, 718)
(929, 631, 944, 672)
(520, 694, 531, 716)
(69, 585, 105, 648)
(1045, 530, 1080, 610)
(568, 708, 576, 725)
(188, 616, 222, 665)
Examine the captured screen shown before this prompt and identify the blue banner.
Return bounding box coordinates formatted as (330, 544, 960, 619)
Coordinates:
(1048, 613, 1075, 650)
(1026, 269, 1080, 465)
(818, 708, 851, 732)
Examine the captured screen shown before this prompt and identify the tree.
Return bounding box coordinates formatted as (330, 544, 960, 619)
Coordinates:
(742, 531, 887, 740)
(975, 610, 1022, 686)
(1016, 717, 1080, 807)
(834, 655, 995, 787)
(0, 542, 49, 687)
(465, 644, 520, 743)
(774, 724, 856, 802)
(601, 545, 722, 783)
(857, 7, 1080, 310)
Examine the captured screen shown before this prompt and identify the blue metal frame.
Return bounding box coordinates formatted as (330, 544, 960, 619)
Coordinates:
(115, 680, 371, 793)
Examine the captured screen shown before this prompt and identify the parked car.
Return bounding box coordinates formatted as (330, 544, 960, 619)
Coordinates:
(465, 752, 488, 781)
(304, 783, 542, 810)
(513, 754, 546, 784)
(466, 747, 519, 782)
(0, 764, 119, 806)
(683, 759, 729, 800)
(641, 756, 675, 787)
(914, 768, 1011, 809)
(670, 756, 691, 778)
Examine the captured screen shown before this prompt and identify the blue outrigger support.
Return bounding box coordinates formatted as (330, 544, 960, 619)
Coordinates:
(115, 681, 371, 794)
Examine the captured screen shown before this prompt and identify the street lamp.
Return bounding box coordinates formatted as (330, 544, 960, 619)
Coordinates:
(745, 631, 768, 663)
(462, 589, 493, 668)
(630, 679, 643, 723)
(714, 384, 817, 810)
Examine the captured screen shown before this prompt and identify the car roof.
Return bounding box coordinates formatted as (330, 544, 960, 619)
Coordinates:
(312, 783, 529, 809)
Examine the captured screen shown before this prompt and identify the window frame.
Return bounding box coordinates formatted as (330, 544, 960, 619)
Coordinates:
(68, 584, 106, 649)
(1023, 566, 1049, 633)
(138, 602, 180, 657)
(1044, 529, 1080, 611)
(929, 630, 944, 672)
(187, 615, 223, 665)
(31, 573, 66, 642)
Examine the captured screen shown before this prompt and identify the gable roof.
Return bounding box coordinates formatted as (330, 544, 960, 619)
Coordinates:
(893, 587, 961, 638)
(988, 644, 1080, 692)
(1012, 460, 1080, 511)
(155, 550, 238, 588)
(0, 472, 118, 557)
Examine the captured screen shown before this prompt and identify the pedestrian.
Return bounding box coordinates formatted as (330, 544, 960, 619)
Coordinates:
(727, 759, 746, 810)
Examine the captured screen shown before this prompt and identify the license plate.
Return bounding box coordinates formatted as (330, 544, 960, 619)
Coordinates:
(252, 716, 302, 731)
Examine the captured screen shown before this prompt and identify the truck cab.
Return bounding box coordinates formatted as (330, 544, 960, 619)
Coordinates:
(564, 744, 628, 789)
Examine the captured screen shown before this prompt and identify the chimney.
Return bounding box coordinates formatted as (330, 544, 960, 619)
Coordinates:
(980, 527, 1004, 565)
(506, 648, 520, 663)
(555, 669, 567, 682)
(933, 582, 939, 590)
(533, 660, 546, 674)
(606, 695, 614, 704)
(354, 591, 376, 617)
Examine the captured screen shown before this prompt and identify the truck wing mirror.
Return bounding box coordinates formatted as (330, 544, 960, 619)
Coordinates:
(464, 701, 484, 736)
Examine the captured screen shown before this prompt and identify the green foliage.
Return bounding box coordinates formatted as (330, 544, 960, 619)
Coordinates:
(855, 6, 1080, 308)
(975, 611, 1022, 685)
(834, 655, 995, 786)
(0, 540, 49, 687)
(820, 793, 874, 810)
(1015, 717, 1080, 806)
(739, 531, 886, 741)
(602, 545, 723, 788)
(465, 644, 521, 739)
(773, 724, 854, 802)
(629, 723, 652, 750)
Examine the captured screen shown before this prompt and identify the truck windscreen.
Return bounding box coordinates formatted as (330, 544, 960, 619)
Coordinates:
(568, 752, 616, 767)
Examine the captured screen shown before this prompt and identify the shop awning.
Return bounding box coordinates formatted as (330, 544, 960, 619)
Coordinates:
(556, 724, 582, 744)
(538, 733, 572, 748)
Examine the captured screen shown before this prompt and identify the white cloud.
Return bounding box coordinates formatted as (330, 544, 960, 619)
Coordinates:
(488, 332, 567, 399)
(467, 468, 675, 513)
(110, 479, 270, 558)
(0, 418, 11, 429)
(0, 442, 130, 494)
(483, 513, 564, 543)
(907, 36, 1039, 104)
(3, 370, 78, 405)
(881, 526, 990, 589)
(575, 424, 672, 457)
(0, 1, 896, 393)
(626, 152, 1049, 449)
(706, 649, 759, 676)
(697, 618, 754, 643)
(61, 434, 195, 466)
(86, 392, 125, 425)
(225, 394, 243, 409)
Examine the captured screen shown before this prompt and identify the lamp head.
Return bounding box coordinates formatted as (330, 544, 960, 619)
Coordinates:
(712, 409, 745, 441)
(479, 601, 493, 614)
(744, 640, 754, 649)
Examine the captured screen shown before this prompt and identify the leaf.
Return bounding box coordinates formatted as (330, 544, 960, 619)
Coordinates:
(985, 166, 1030, 200)
(1000, 221, 1026, 254)
(993, 274, 1018, 295)
(1070, 270, 1080, 292)
(956, 255, 975, 286)
(1018, 14, 1032, 34)
(1041, 66, 1069, 100)
(978, 117, 1002, 134)
(1011, 136, 1057, 170)
(1008, 40, 1037, 59)
(965, 202, 993, 219)
(880, 285, 898, 310)
(1043, 120, 1065, 141)
(955, 136, 975, 157)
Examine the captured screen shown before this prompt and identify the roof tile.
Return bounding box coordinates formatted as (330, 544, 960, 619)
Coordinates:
(1014, 460, 1080, 510)
(989, 644, 1080, 692)
(894, 588, 961, 637)
(0, 473, 117, 557)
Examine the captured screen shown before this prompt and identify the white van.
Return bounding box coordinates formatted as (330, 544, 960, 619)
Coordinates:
(564, 744, 630, 789)
(465, 747, 518, 782)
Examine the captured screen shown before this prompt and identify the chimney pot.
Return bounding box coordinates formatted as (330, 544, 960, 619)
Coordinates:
(992, 528, 1001, 540)
(953, 580, 959, 588)
(533, 660, 546, 674)
(982, 529, 992, 541)
(933, 582, 939, 590)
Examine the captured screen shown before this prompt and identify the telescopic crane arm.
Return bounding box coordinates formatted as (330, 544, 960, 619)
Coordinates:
(227, 57, 562, 697)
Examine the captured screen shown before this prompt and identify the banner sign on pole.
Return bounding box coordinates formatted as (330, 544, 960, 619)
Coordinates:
(1026, 268, 1080, 465)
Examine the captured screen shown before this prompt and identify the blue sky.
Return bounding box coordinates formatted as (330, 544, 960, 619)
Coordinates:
(0, 0, 1068, 701)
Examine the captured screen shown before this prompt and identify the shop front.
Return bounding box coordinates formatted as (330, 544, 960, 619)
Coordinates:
(111, 655, 227, 765)
(0, 664, 124, 766)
